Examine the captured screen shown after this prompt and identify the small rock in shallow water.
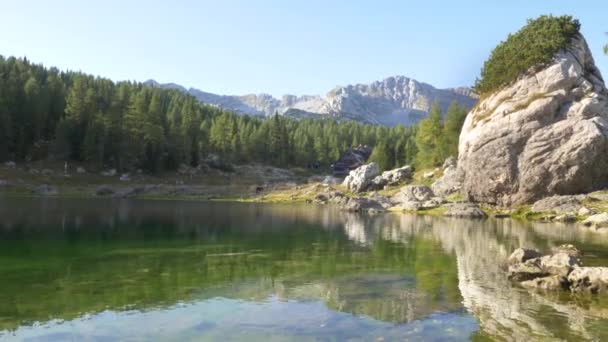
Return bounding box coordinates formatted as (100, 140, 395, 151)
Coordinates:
(521, 275, 569, 291)
(508, 248, 542, 265)
(568, 267, 608, 294)
(538, 252, 581, 277)
(550, 244, 581, 258)
(508, 260, 547, 282)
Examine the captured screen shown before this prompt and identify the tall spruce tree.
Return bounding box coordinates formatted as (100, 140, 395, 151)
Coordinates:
(415, 101, 444, 168)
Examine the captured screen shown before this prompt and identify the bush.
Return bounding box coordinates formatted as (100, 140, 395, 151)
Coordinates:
(474, 15, 580, 95)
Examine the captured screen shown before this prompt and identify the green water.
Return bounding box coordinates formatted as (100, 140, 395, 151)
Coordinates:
(2, 198, 608, 341)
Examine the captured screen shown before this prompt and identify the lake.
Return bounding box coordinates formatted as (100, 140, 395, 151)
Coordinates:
(1, 198, 608, 341)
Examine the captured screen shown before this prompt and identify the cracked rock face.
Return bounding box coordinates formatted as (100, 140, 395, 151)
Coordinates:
(458, 34, 608, 206)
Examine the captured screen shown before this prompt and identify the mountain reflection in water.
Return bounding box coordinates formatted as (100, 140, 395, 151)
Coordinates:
(1, 197, 608, 341)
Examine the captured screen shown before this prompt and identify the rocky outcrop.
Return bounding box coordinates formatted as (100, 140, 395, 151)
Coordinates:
(370, 165, 412, 189)
(342, 163, 380, 193)
(431, 157, 462, 196)
(148, 76, 477, 126)
(458, 34, 608, 206)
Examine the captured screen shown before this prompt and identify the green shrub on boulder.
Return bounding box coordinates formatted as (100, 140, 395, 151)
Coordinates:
(474, 15, 581, 95)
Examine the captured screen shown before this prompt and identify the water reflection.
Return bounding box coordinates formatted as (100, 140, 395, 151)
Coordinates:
(2, 197, 608, 340)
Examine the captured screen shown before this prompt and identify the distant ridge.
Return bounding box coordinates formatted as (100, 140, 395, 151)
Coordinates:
(145, 75, 478, 125)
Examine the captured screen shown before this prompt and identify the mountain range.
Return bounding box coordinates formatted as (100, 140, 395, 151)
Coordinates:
(144, 75, 478, 126)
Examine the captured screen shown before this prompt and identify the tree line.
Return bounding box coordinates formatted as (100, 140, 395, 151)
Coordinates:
(0, 55, 468, 173)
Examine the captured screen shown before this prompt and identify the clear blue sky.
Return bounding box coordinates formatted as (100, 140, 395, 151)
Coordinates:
(2, 1, 607, 97)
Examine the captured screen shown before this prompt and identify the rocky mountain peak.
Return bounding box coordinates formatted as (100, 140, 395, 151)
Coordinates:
(147, 75, 477, 126)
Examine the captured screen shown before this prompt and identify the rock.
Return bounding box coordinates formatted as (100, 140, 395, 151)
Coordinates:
(321, 176, 341, 186)
(391, 201, 424, 211)
(328, 192, 347, 205)
(507, 248, 543, 265)
(101, 169, 117, 177)
(431, 165, 462, 197)
(508, 260, 547, 282)
(442, 156, 457, 169)
(32, 184, 57, 195)
(554, 214, 577, 223)
(370, 165, 412, 189)
(531, 195, 586, 214)
(423, 171, 435, 179)
(314, 193, 329, 204)
(342, 163, 380, 193)
(568, 267, 608, 293)
(521, 275, 569, 291)
(76, 167, 86, 174)
(391, 185, 434, 204)
(95, 185, 115, 196)
(578, 206, 593, 216)
(28, 168, 40, 174)
(4, 161, 16, 169)
(444, 203, 487, 219)
(343, 197, 386, 213)
(120, 173, 130, 182)
(589, 192, 608, 202)
(459, 34, 608, 206)
(582, 213, 608, 228)
(113, 186, 148, 198)
(538, 252, 581, 277)
(551, 244, 581, 258)
(41, 169, 53, 176)
(368, 193, 393, 209)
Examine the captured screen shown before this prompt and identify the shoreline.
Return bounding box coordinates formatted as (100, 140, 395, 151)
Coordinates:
(3, 180, 606, 225)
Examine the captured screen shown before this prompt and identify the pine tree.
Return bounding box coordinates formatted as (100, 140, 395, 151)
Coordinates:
(369, 140, 394, 171)
(441, 101, 468, 159)
(415, 101, 444, 168)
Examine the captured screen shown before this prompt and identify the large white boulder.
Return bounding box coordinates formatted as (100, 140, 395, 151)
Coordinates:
(458, 34, 608, 206)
